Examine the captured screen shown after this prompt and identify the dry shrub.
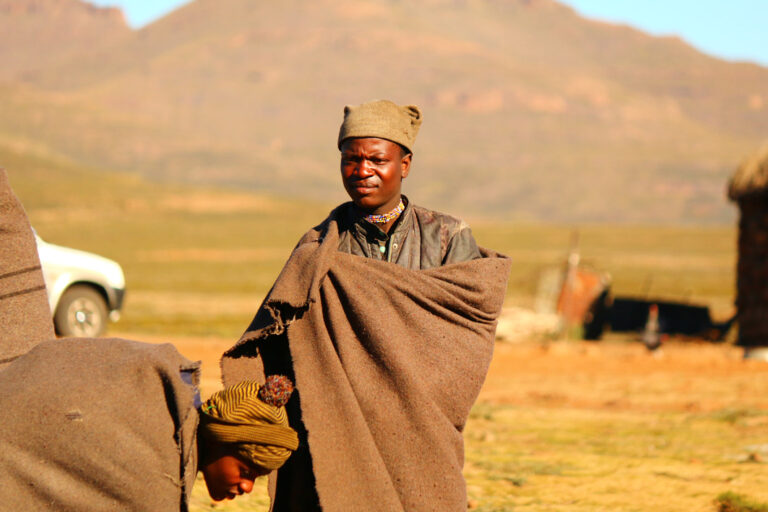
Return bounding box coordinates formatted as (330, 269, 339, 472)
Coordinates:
(715, 491, 768, 512)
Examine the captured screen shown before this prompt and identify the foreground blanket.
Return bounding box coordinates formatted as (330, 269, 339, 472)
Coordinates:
(0, 169, 54, 364)
(0, 338, 200, 512)
(222, 210, 511, 511)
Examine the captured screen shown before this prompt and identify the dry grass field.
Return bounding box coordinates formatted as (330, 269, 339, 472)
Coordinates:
(127, 333, 768, 511)
(8, 164, 767, 511)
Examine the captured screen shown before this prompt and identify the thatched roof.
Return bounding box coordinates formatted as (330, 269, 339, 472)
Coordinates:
(729, 143, 768, 201)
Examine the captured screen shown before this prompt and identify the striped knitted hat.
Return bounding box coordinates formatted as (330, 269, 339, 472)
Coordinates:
(199, 377, 299, 470)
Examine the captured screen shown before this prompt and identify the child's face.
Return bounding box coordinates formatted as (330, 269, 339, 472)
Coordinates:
(200, 451, 268, 501)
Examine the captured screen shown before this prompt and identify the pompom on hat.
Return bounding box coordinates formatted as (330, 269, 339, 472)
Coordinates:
(199, 376, 299, 471)
(337, 99, 423, 153)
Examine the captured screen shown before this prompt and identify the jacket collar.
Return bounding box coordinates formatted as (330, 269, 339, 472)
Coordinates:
(346, 196, 413, 241)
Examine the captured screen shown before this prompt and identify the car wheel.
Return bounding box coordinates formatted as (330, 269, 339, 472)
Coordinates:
(54, 285, 108, 338)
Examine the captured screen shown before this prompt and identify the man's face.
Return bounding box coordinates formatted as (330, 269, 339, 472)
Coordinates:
(200, 453, 268, 501)
(340, 137, 411, 214)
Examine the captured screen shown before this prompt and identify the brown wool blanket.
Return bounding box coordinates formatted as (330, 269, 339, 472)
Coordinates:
(222, 212, 511, 511)
(0, 168, 55, 364)
(0, 337, 200, 512)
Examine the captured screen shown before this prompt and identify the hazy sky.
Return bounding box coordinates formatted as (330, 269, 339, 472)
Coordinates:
(559, 0, 768, 66)
(90, 0, 768, 66)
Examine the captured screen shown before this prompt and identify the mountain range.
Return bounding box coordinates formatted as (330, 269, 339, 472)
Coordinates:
(2, 0, 767, 222)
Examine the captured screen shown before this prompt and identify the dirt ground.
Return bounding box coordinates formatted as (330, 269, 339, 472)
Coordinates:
(482, 338, 768, 413)
(122, 332, 768, 412)
(122, 332, 768, 511)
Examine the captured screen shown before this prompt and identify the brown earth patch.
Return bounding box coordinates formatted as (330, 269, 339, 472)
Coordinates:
(481, 339, 768, 413)
(121, 332, 767, 413)
(113, 333, 768, 511)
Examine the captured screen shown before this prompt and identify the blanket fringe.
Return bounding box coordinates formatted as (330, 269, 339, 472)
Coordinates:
(230, 300, 313, 348)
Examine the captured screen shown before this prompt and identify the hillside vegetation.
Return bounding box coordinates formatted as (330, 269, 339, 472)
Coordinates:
(6, 154, 736, 339)
(1, 0, 766, 222)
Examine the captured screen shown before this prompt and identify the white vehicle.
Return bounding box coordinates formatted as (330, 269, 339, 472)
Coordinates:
(35, 234, 126, 337)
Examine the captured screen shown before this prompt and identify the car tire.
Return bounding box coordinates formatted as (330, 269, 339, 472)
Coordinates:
(54, 285, 108, 338)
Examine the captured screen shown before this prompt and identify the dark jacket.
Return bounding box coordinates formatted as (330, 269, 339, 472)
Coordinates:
(336, 197, 481, 269)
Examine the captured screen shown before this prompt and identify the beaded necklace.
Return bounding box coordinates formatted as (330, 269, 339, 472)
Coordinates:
(364, 198, 405, 224)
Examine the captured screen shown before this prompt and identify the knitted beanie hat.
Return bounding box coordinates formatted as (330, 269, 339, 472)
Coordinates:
(337, 99, 423, 153)
(199, 376, 299, 470)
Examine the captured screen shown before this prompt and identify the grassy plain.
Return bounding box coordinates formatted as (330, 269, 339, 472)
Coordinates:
(8, 142, 738, 339)
(7, 155, 765, 511)
(174, 338, 768, 512)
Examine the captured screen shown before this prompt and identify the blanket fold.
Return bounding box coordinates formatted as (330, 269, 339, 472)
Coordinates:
(0, 337, 201, 512)
(0, 169, 55, 363)
(223, 210, 510, 512)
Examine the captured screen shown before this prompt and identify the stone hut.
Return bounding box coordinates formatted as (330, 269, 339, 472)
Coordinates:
(728, 144, 768, 351)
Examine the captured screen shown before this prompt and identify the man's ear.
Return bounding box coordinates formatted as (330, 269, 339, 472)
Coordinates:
(401, 153, 412, 179)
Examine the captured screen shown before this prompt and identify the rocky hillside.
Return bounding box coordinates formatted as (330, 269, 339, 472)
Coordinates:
(0, 0, 129, 81)
(1, 0, 766, 222)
